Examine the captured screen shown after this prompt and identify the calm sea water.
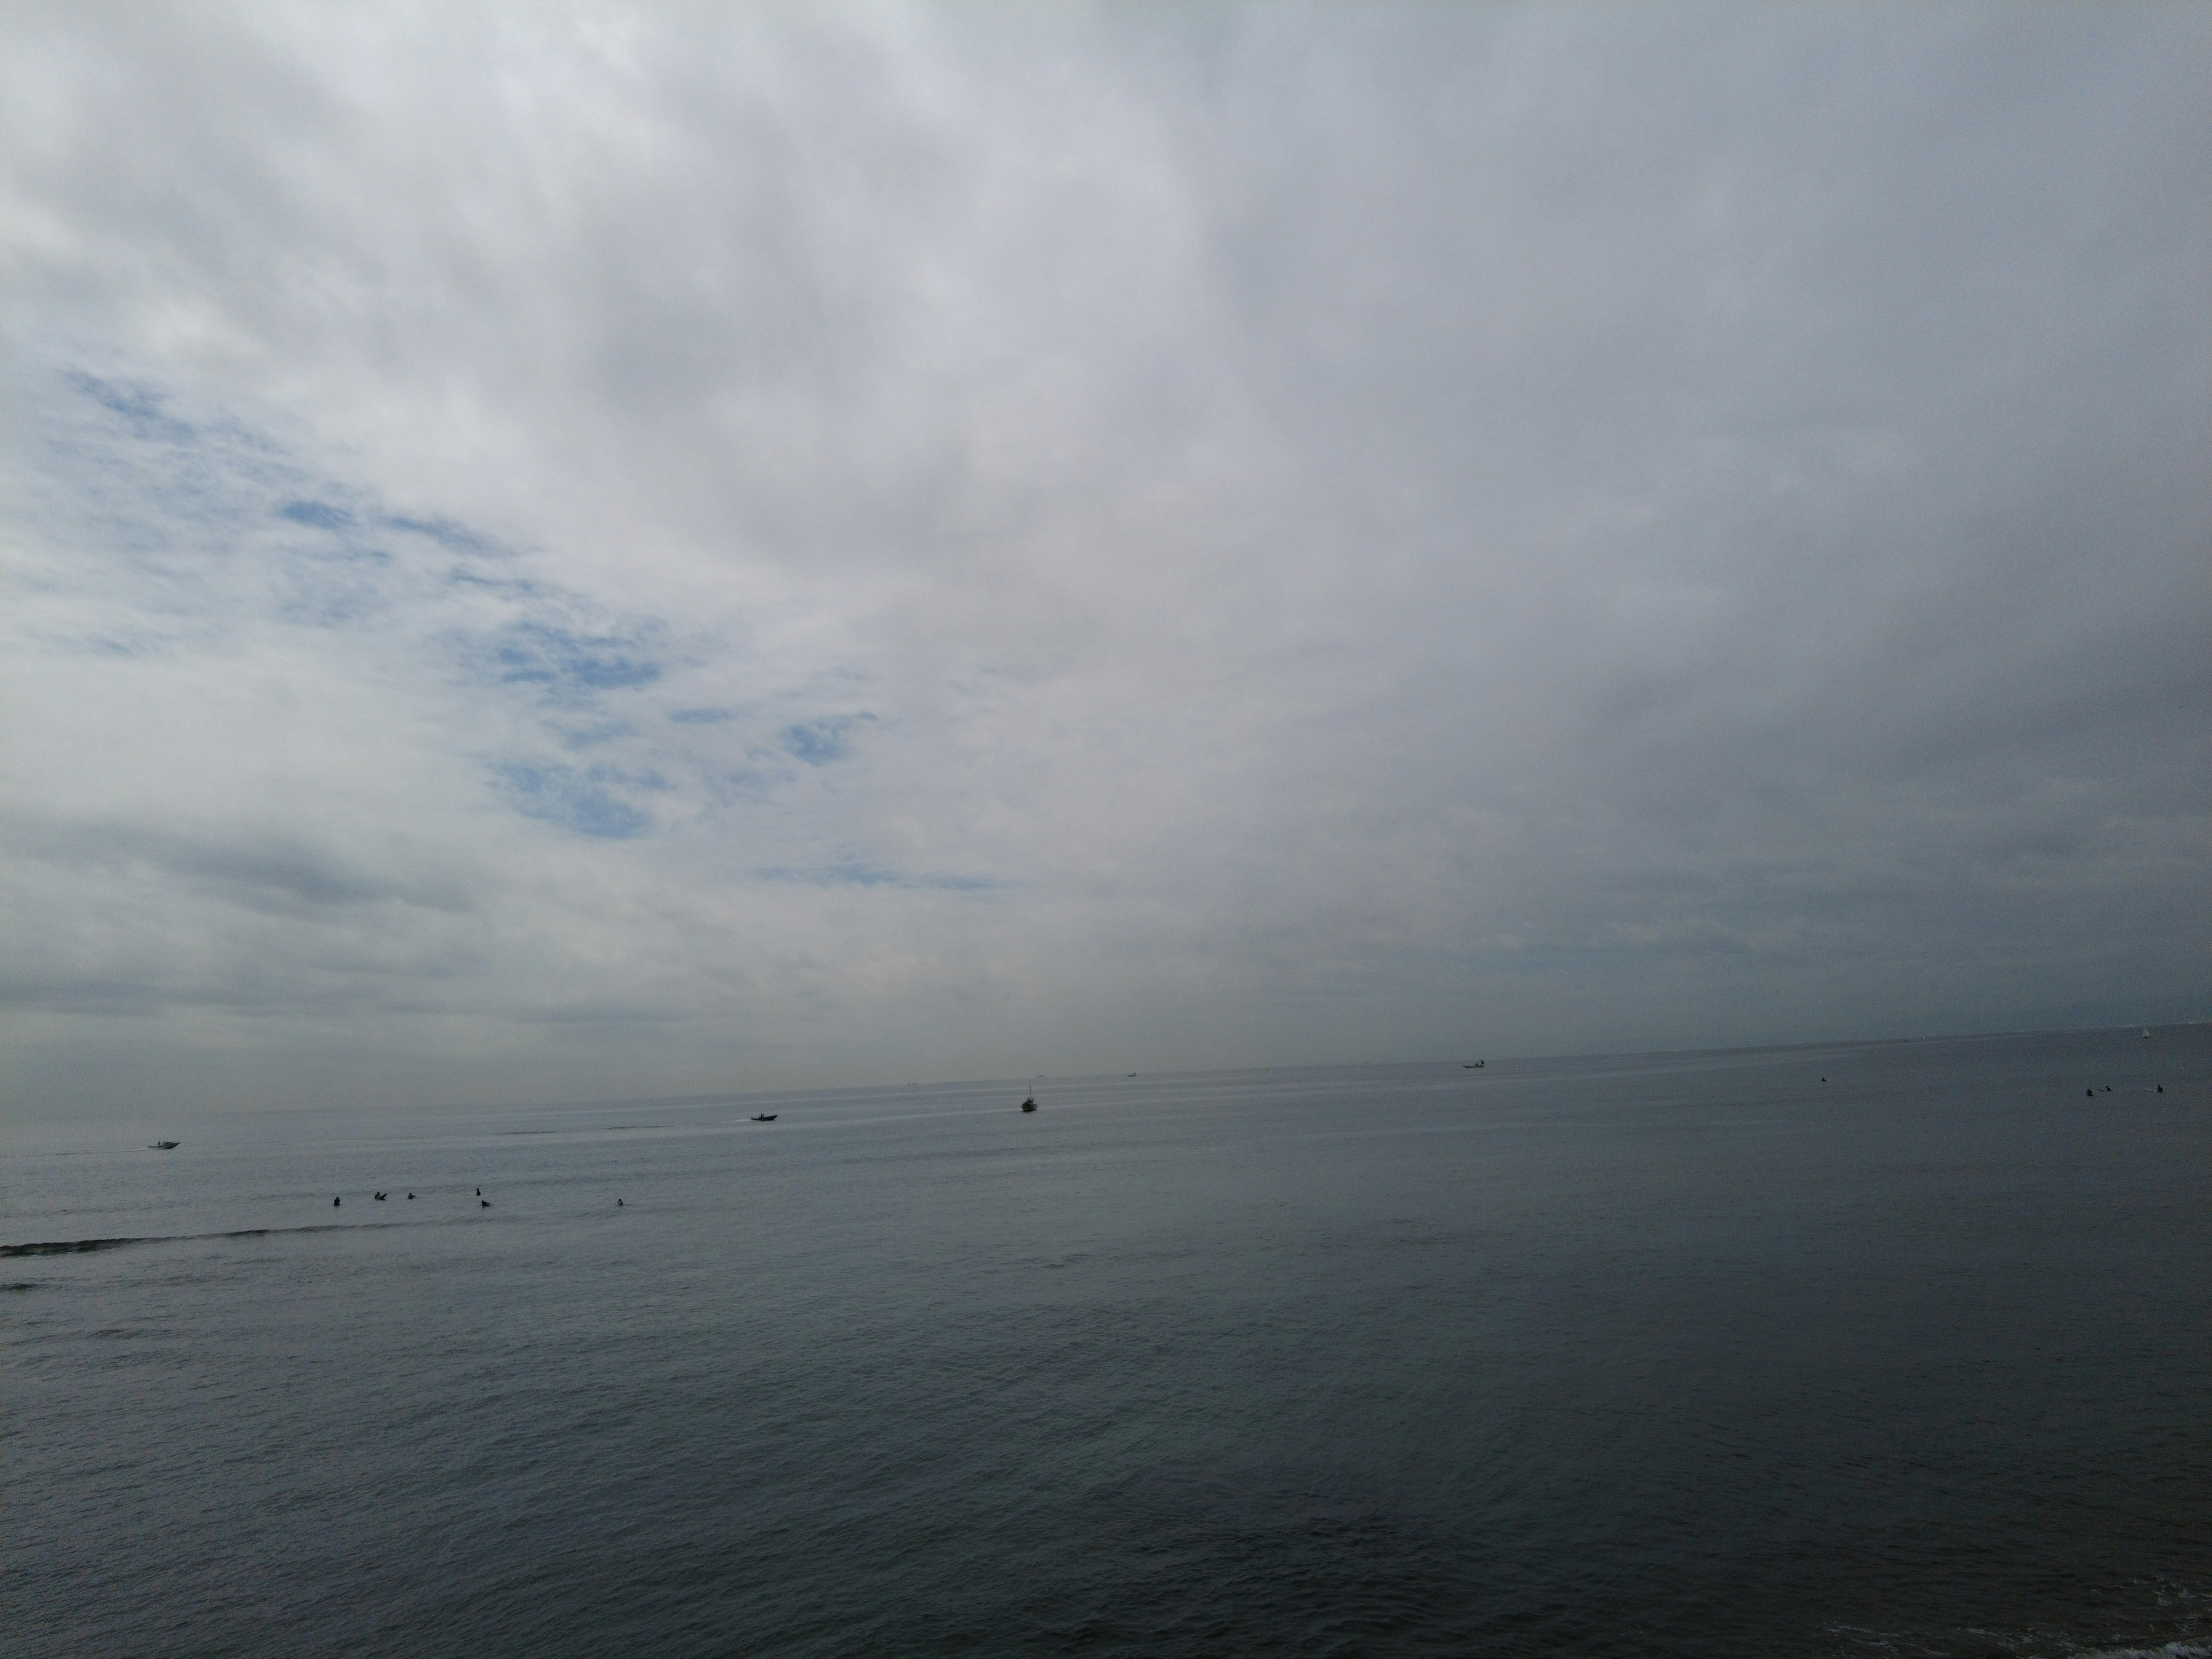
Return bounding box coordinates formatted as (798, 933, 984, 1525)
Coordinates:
(5, 1027, 2209, 1658)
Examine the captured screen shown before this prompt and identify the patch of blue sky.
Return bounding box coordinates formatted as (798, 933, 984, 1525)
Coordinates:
(19, 368, 462, 619)
(445, 567, 556, 600)
(278, 498, 355, 530)
(62, 370, 200, 446)
(88, 382, 289, 481)
(466, 619, 666, 704)
(706, 766, 785, 805)
(550, 718, 639, 751)
(757, 862, 1002, 891)
(264, 499, 406, 627)
(272, 543, 408, 625)
(279, 531, 393, 573)
(7, 370, 673, 823)
(21, 369, 335, 587)
(59, 368, 287, 461)
(381, 513, 509, 558)
(491, 761, 667, 840)
(28, 369, 394, 578)
(25, 358, 722, 772)
(781, 714, 876, 766)
(38, 436, 263, 546)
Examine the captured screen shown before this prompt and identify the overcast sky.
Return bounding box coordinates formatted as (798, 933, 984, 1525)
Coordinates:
(3, 2, 2206, 1119)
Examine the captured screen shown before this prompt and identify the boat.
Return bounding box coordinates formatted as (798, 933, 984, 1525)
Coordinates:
(1463, 1060, 1484, 1069)
(1020, 1095, 1037, 1113)
(2143, 1027, 2153, 1039)
(751, 1113, 778, 1122)
(148, 1140, 180, 1150)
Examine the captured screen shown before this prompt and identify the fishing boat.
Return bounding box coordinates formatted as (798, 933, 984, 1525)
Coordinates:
(149, 1140, 180, 1150)
(751, 1113, 778, 1122)
(1020, 1095, 1037, 1113)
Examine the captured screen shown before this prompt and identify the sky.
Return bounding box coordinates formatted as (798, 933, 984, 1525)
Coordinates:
(3, 2, 2207, 1120)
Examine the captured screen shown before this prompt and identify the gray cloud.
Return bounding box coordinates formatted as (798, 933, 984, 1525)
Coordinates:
(2, 2, 2205, 1117)
(9, 820, 472, 915)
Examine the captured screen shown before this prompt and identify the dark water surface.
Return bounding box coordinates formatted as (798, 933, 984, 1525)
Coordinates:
(6, 1027, 2209, 1658)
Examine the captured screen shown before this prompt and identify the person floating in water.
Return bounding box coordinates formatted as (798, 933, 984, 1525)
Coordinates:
(480, 1199, 491, 1208)
(334, 1196, 341, 1206)
(616, 1198, 624, 1206)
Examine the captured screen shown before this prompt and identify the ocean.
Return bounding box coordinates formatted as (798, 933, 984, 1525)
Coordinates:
(5, 1025, 2207, 1658)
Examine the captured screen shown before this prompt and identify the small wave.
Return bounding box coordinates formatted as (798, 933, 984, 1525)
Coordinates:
(1830, 1639, 2212, 1659)
(1, 1236, 147, 1256)
(0, 1222, 401, 1257)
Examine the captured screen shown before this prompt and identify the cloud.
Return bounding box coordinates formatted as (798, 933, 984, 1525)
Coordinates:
(9, 819, 472, 916)
(1, 2, 2206, 1116)
(759, 862, 1002, 892)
